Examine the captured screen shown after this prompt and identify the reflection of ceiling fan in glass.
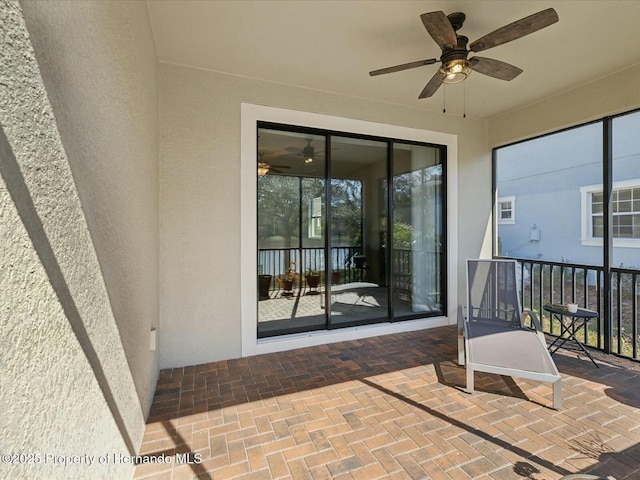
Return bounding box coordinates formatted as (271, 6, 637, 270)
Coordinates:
(257, 152, 290, 176)
(285, 139, 323, 164)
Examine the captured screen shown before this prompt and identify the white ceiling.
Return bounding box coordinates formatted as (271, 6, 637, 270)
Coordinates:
(147, 0, 640, 120)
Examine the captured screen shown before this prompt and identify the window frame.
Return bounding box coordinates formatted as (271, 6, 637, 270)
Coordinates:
(580, 178, 640, 248)
(497, 196, 516, 225)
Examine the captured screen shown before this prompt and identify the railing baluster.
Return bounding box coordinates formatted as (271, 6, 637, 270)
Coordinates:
(633, 272, 638, 360)
(583, 267, 588, 344)
(549, 265, 556, 333)
(617, 271, 622, 354)
(528, 262, 533, 312)
(597, 269, 602, 349)
(538, 263, 543, 318)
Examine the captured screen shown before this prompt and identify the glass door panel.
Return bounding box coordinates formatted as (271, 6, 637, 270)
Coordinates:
(330, 137, 388, 326)
(392, 144, 444, 317)
(257, 128, 326, 337)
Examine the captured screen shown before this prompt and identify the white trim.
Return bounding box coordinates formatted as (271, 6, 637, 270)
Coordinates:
(580, 178, 640, 248)
(241, 103, 458, 357)
(497, 196, 516, 225)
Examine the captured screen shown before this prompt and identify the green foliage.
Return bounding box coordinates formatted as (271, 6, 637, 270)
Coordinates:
(331, 179, 363, 246)
(258, 175, 364, 248)
(393, 222, 414, 249)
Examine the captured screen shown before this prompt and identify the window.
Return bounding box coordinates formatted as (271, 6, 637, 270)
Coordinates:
(581, 179, 640, 247)
(497, 196, 516, 224)
(613, 187, 640, 238)
(308, 196, 323, 239)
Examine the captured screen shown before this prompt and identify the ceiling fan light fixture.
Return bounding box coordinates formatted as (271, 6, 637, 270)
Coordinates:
(257, 162, 269, 176)
(440, 58, 472, 84)
(302, 142, 315, 164)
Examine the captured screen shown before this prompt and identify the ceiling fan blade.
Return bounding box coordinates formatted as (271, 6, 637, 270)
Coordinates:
(269, 164, 290, 169)
(419, 70, 446, 99)
(284, 146, 302, 153)
(369, 58, 437, 76)
(470, 57, 523, 81)
(420, 11, 457, 50)
(469, 8, 558, 53)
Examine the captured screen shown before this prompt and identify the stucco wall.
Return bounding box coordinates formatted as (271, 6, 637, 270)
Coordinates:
(19, 0, 160, 417)
(159, 62, 491, 368)
(1, 1, 158, 478)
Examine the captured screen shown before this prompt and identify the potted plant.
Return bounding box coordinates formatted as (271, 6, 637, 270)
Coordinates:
(331, 269, 342, 285)
(276, 261, 298, 295)
(257, 265, 272, 300)
(305, 267, 321, 292)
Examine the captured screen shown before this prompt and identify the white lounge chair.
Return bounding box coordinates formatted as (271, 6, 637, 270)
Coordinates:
(459, 259, 562, 409)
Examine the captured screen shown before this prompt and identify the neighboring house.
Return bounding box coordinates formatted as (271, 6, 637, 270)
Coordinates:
(496, 115, 640, 269)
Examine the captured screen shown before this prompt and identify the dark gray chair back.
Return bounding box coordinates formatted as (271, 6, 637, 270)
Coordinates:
(467, 259, 521, 327)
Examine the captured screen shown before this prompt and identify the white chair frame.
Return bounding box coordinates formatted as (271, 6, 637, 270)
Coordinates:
(459, 259, 562, 410)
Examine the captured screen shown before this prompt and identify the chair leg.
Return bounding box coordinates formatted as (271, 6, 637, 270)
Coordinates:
(552, 378, 562, 410)
(466, 366, 474, 394)
(458, 335, 465, 366)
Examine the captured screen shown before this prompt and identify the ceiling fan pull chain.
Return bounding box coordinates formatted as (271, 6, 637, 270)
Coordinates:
(463, 81, 466, 118)
(442, 84, 446, 114)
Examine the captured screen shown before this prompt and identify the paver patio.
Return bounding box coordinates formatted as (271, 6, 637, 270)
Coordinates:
(134, 326, 640, 479)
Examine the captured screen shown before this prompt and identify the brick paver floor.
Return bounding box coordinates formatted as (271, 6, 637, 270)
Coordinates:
(134, 326, 640, 479)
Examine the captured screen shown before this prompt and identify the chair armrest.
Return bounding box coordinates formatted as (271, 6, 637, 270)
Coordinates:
(457, 305, 466, 366)
(522, 310, 542, 330)
(522, 310, 546, 343)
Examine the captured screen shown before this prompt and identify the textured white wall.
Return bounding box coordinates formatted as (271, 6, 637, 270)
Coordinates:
(159, 63, 490, 368)
(19, 0, 160, 416)
(1, 1, 158, 478)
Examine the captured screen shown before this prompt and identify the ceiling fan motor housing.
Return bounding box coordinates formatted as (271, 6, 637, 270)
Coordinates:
(440, 36, 469, 62)
(447, 12, 466, 31)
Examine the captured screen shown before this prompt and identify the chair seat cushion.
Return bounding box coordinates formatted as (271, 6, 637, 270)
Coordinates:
(466, 322, 556, 375)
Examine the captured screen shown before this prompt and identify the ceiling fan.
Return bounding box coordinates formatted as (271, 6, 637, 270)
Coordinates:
(285, 139, 324, 164)
(257, 152, 290, 176)
(370, 8, 558, 98)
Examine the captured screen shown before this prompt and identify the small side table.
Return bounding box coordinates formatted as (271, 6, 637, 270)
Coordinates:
(543, 303, 599, 368)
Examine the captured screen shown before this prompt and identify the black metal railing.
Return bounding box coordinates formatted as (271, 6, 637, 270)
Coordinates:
(257, 246, 365, 294)
(503, 257, 640, 361)
(258, 246, 443, 301)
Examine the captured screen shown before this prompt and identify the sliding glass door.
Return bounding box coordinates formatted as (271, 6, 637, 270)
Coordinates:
(257, 124, 445, 338)
(392, 143, 444, 317)
(330, 137, 388, 326)
(257, 129, 327, 336)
